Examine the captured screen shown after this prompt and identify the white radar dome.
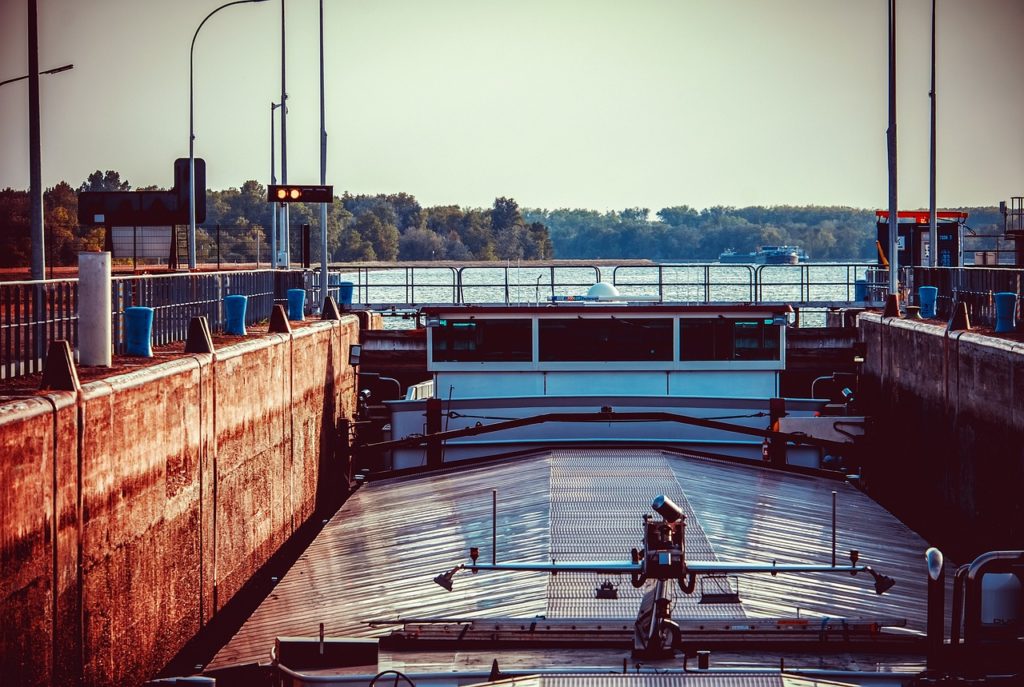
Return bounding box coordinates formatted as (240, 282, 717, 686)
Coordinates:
(587, 281, 620, 298)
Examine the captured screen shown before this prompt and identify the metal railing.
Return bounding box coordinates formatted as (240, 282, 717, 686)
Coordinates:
(5, 263, 1021, 382)
(612, 264, 756, 302)
(910, 266, 1023, 329)
(1, 279, 77, 379)
(1, 269, 305, 381)
(327, 262, 888, 308)
(110, 270, 290, 353)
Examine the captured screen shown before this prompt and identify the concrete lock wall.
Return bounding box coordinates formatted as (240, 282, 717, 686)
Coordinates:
(859, 313, 1024, 559)
(0, 317, 360, 687)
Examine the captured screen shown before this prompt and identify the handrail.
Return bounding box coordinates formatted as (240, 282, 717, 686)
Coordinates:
(612, 264, 757, 303)
(5, 263, 1021, 382)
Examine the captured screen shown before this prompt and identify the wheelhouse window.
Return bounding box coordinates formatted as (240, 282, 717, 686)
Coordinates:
(539, 318, 673, 362)
(431, 318, 533, 362)
(679, 318, 781, 361)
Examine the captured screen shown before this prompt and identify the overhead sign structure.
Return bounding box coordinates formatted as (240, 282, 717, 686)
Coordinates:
(77, 158, 206, 226)
(268, 184, 334, 204)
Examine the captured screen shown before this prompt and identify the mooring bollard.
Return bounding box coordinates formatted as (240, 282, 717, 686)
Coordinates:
(994, 292, 1017, 333)
(287, 288, 306, 321)
(337, 281, 354, 309)
(224, 294, 248, 335)
(919, 286, 938, 319)
(124, 306, 154, 357)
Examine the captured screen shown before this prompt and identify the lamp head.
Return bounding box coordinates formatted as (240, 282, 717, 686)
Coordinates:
(867, 566, 896, 595)
(433, 570, 455, 592)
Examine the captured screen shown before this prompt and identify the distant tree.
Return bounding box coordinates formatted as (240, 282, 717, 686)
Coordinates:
(442, 231, 473, 260)
(491, 196, 521, 233)
(0, 189, 30, 267)
(460, 210, 496, 260)
(355, 213, 399, 261)
(620, 207, 650, 222)
(425, 205, 465, 236)
(78, 170, 130, 192)
(386, 192, 424, 232)
(44, 182, 79, 264)
(334, 224, 375, 261)
(399, 228, 445, 261)
(524, 222, 554, 259)
(342, 193, 399, 228)
(657, 205, 699, 226)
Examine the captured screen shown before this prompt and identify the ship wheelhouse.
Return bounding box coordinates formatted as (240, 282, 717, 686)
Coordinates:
(425, 304, 789, 400)
(386, 303, 826, 470)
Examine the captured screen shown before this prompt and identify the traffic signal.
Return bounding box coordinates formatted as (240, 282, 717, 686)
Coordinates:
(267, 184, 334, 203)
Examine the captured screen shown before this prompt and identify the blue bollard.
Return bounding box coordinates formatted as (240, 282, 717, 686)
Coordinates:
(337, 281, 354, 308)
(224, 294, 248, 335)
(287, 288, 306, 321)
(854, 279, 868, 302)
(994, 292, 1017, 333)
(124, 306, 154, 357)
(919, 286, 938, 319)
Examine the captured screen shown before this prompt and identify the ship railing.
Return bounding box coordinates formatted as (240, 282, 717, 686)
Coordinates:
(329, 265, 461, 306)
(612, 264, 756, 303)
(753, 263, 882, 305)
(296, 263, 889, 309)
(611, 263, 885, 307)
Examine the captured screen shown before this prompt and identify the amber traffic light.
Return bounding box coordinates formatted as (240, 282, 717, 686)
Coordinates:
(267, 184, 334, 203)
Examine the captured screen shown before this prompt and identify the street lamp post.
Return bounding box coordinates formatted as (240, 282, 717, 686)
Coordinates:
(319, 0, 329, 308)
(279, 0, 289, 267)
(189, 0, 268, 271)
(28, 0, 44, 283)
(270, 101, 281, 268)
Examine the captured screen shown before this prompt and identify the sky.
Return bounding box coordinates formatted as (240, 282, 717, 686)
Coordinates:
(1, 0, 1022, 213)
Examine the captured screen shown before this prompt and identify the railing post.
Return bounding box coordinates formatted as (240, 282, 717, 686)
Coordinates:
(33, 282, 46, 373)
(79, 252, 112, 366)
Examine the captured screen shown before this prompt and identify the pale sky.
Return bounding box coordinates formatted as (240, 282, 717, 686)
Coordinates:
(1, 0, 1021, 212)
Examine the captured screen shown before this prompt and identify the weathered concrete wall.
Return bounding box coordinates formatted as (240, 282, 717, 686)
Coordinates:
(0, 316, 360, 687)
(859, 314, 1024, 559)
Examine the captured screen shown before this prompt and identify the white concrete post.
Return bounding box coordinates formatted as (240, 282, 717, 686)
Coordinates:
(79, 252, 112, 366)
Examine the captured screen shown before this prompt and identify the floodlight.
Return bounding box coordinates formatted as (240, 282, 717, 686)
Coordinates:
(652, 494, 683, 523)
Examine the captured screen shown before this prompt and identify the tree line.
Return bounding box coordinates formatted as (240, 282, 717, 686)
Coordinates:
(0, 170, 1006, 268)
(523, 205, 1006, 261)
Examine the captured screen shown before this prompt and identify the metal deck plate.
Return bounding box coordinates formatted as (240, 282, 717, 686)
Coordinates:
(209, 448, 931, 673)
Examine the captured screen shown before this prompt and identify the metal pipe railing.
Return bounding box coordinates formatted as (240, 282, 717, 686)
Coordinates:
(4, 263, 1022, 382)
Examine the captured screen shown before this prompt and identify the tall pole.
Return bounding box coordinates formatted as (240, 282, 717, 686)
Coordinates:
(928, 0, 938, 267)
(190, 0, 268, 271)
(280, 0, 289, 267)
(270, 102, 279, 268)
(319, 0, 329, 307)
(28, 0, 44, 282)
(887, 0, 899, 295)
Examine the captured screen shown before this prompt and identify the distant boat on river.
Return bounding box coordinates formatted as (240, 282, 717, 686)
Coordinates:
(718, 245, 808, 264)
